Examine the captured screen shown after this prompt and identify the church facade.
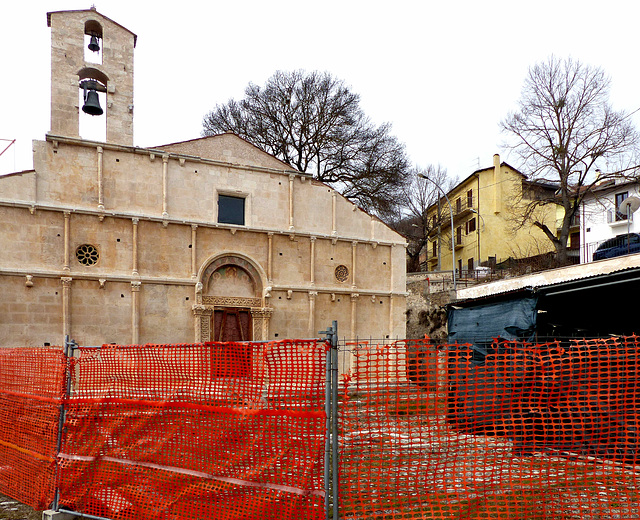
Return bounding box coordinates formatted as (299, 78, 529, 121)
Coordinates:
(0, 8, 407, 347)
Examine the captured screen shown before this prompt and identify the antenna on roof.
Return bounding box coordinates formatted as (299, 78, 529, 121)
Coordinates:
(0, 139, 16, 159)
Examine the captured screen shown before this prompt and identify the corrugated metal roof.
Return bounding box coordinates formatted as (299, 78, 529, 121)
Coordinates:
(455, 254, 640, 302)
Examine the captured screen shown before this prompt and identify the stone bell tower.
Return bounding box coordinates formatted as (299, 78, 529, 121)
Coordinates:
(47, 8, 136, 145)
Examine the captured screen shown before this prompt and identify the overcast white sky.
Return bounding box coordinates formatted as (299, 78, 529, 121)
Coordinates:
(1, 1, 639, 181)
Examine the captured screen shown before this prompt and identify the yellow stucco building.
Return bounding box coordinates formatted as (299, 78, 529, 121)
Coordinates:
(424, 155, 557, 274)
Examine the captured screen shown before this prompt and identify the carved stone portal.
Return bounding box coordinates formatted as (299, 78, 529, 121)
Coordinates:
(193, 255, 272, 342)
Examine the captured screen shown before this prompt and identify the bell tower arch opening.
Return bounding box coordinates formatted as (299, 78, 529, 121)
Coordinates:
(78, 67, 108, 141)
(83, 19, 103, 64)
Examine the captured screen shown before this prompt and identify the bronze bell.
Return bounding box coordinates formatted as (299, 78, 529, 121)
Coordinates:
(82, 88, 103, 116)
(88, 34, 100, 52)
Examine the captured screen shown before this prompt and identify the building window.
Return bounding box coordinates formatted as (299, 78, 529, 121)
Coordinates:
(432, 240, 437, 257)
(569, 232, 580, 249)
(456, 198, 462, 214)
(456, 226, 462, 245)
(466, 218, 476, 234)
(467, 189, 473, 209)
(467, 257, 474, 272)
(218, 195, 245, 225)
(615, 192, 629, 221)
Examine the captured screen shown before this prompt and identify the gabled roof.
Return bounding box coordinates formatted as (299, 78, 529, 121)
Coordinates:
(47, 8, 137, 47)
(152, 133, 298, 173)
(584, 177, 640, 197)
(426, 159, 526, 214)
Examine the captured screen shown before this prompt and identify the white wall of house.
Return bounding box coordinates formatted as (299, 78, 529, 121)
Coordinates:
(580, 180, 640, 263)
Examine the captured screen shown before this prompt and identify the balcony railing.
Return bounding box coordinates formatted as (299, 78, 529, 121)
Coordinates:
(452, 197, 475, 221)
(607, 209, 630, 224)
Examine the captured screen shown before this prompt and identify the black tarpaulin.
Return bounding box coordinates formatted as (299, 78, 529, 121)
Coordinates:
(448, 296, 538, 358)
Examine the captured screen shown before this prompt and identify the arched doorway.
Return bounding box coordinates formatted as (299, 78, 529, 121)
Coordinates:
(193, 254, 272, 342)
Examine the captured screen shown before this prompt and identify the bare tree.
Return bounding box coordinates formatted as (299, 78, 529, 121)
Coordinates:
(202, 70, 410, 217)
(501, 56, 639, 264)
(390, 165, 453, 272)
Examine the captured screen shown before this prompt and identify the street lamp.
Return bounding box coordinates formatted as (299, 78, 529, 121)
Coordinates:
(469, 208, 485, 230)
(469, 208, 485, 273)
(419, 174, 456, 291)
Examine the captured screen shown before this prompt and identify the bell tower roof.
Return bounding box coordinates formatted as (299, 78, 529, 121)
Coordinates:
(47, 8, 137, 46)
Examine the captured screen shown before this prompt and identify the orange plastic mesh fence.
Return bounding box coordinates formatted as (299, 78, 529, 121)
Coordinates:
(0, 347, 66, 509)
(339, 337, 640, 519)
(57, 340, 328, 520)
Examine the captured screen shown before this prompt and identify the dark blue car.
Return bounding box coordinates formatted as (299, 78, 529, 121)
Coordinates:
(593, 233, 640, 261)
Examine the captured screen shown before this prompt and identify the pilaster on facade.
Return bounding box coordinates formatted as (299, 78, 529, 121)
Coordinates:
(351, 241, 359, 289)
(63, 211, 71, 272)
(97, 146, 104, 211)
(162, 154, 169, 220)
(131, 218, 139, 277)
(131, 281, 141, 344)
(350, 292, 360, 338)
(308, 290, 318, 337)
(191, 224, 198, 279)
(310, 236, 316, 286)
(267, 232, 274, 284)
(61, 276, 72, 340)
(288, 174, 296, 231)
(331, 190, 337, 236)
(389, 294, 395, 339)
(390, 243, 396, 292)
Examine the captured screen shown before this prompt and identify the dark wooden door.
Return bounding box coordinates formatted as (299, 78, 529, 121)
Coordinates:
(212, 308, 252, 342)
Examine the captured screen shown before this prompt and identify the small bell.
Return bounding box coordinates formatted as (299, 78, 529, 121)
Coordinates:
(88, 34, 100, 52)
(82, 88, 103, 116)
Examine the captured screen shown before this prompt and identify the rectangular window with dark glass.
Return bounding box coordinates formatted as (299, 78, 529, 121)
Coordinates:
(218, 195, 245, 225)
(615, 192, 629, 221)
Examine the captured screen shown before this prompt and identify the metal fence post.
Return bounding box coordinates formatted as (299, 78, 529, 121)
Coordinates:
(52, 335, 75, 512)
(330, 321, 339, 520)
(319, 321, 340, 520)
(323, 330, 332, 518)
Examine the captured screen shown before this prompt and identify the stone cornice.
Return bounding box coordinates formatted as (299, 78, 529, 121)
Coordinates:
(0, 268, 408, 296)
(0, 199, 406, 247)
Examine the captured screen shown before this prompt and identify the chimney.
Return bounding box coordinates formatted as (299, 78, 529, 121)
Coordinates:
(493, 154, 501, 213)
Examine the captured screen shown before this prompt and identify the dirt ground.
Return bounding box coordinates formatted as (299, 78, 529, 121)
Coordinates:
(0, 495, 40, 520)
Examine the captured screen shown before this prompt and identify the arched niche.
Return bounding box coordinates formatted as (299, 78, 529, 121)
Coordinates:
(84, 19, 103, 39)
(78, 67, 109, 85)
(193, 254, 272, 342)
